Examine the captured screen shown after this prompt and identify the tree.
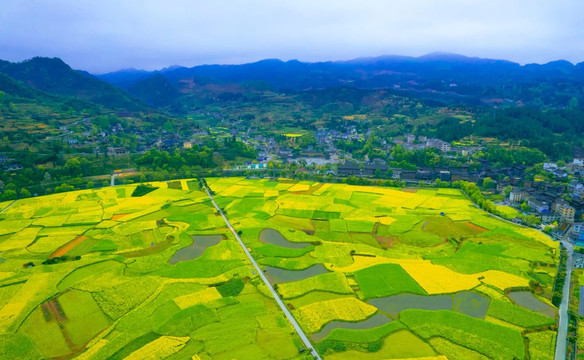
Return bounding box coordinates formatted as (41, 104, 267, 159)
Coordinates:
(86, 181, 94, 189)
(19, 188, 31, 198)
(482, 177, 495, 190)
(64, 157, 81, 176)
(503, 185, 513, 198)
(1, 190, 17, 201)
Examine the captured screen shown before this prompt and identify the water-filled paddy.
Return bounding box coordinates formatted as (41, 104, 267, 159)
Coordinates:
(311, 313, 391, 342)
(264, 264, 329, 284)
(508, 291, 556, 317)
(368, 291, 490, 318)
(259, 228, 311, 248)
(168, 235, 223, 264)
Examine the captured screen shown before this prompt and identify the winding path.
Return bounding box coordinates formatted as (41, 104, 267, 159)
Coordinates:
(203, 185, 321, 360)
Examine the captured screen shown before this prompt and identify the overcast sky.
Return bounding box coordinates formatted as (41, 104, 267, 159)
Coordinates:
(1, 0, 583, 74)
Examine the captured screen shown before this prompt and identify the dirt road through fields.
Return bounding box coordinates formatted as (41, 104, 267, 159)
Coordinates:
(203, 185, 321, 360)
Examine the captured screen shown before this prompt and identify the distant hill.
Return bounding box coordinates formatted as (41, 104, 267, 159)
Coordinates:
(0, 71, 101, 114)
(0, 57, 147, 110)
(97, 53, 584, 109)
(127, 73, 179, 107)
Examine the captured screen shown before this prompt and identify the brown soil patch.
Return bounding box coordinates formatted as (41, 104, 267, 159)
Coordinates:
(401, 188, 418, 193)
(374, 235, 395, 249)
(50, 235, 87, 259)
(111, 213, 128, 221)
(302, 229, 315, 235)
(465, 222, 488, 233)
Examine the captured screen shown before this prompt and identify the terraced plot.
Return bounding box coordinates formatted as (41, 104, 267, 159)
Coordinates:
(0, 178, 560, 360)
(209, 178, 560, 359)
(0, 181, 311, 360)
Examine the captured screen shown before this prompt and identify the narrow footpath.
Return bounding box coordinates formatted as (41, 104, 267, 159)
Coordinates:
(203, 185, 322, 360)
(555, 239, 574, 360)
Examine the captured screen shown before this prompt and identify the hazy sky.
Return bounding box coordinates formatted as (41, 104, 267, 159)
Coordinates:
(1, 0, 583, 73)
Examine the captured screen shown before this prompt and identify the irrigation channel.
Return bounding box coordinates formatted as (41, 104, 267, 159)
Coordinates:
(203, 185, 322, 360)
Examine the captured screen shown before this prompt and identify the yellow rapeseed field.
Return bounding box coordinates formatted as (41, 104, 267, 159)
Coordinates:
(288, 183, 311, 192)
(124, 336, 189, 360)
(75, 339, 108, 360)
(478, 270, 529, 290)
(173, 287, 222, 309)
(0, 273, 50, 331)
(400, 261, 480, 294)
(264, 189, 280, 198)
(297, 298, 377, 333)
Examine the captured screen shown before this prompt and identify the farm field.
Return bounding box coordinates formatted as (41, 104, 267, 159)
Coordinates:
(207, 177, 560, 360)
(0, 181, 312, 360)
(0, 177, 560, 360)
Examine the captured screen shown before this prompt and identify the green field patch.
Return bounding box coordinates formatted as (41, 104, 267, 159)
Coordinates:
(93, 277, 161, 319)
(429, 337, 489, 360)
(19, 305, 70, 358)
(333, 198, 354, 206)
(264, 264, 329, 284)
(257, 330, 300, 359)
(0, 333, 42, 360)
(312, 219, 330, 232)
(527, 330, 556, 360)
(230, 197, 268, 214)
(313, 210, 341, 220)
(330, 219, 348, 232)
(269, 215, 315, 231)
(345, 220, 376, 233)
(278, 208, 315, 218)
(163, 258, 244, 278)
(428, 242, 527, 274)
(278, 272, 353, 299)
(400, 309, 525, 359)
(57, 260, 124, 291)
(254, 243, 315, 258)
(422, 215, 485, 240)
(529, 272, 554, 286)
(58, 290, 111, 347)
(355, 263, 426, 299)
(108, 332, 160, 360)
(388, 215, 421, 234)
(90, 238, 117, 252)
(257, 254, 318, 270)
(488, 299, 555, 327)
(288, 291, 355, 309)
(0, 220, 33, 235)
(216, 278, 245, 297)
(399, 223, 445, 247)
(350, 191, 383, 204)
(312, 312, 392, 342)
(324, 330, 436, 360)
(320, 318, 405, 343)
(155, 304, 218, 336)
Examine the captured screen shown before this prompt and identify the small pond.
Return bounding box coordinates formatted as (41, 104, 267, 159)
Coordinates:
(259, 228, 311, 249)
(168, 235, 223, 264)
(368, 294, 452, 317)
(311, 313, 391, 342)
(264, 264, 328, 284)
(368, 291, 490, 319)
(508, 291, 556, 317)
